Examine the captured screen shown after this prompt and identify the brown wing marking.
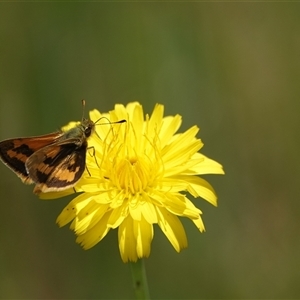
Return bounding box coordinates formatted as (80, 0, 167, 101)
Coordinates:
(26, 141, 87, 193)
(0, 132, 61, 183)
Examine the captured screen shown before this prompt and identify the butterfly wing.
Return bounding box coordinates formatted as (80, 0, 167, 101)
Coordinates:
(25, 140, 88, 193)
(0, 132, 62, 183)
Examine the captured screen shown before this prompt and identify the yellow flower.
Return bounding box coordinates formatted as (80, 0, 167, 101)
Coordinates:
(42, 102, 224, 262)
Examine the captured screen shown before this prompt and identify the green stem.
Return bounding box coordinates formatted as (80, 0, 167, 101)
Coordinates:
(130, 259, 151, 299)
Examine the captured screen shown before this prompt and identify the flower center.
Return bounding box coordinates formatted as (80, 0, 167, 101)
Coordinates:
(115, 156, 151, 195)
(99, 120, 163, 196)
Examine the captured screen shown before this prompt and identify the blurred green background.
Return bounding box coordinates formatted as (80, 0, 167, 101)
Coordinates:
(0, 3, 299, 299)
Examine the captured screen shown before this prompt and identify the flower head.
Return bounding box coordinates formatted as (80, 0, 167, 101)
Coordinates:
(42, 102, 224, 262)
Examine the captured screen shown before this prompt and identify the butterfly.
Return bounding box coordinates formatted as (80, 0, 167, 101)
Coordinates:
(0, 100, 125, 194)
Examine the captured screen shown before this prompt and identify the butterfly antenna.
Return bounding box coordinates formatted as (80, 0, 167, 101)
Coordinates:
(94, 117, 126, 139)
(81, 99, 86, 121)
(95, 117, 126, 126)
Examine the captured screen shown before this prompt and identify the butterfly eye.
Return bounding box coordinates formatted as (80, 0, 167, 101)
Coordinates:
(84, 125, 92, 137)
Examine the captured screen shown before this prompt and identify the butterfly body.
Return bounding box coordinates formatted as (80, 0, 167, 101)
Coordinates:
(0, 118, 95, 194)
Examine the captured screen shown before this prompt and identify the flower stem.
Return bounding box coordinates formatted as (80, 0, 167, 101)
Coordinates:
(130, 259, 151, 299)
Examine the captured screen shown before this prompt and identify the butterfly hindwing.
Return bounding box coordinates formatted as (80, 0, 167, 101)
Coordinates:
(26, 140, 88, 193)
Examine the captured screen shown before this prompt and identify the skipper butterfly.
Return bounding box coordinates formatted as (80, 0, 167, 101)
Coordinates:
(0, 100, 125, 194)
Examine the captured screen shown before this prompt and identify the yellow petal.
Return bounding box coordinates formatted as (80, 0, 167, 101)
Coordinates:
(193, 216, 206, 232)
(156, 207, 188, 252)
(107, 204, 128, 228)
(189, 153, 225, 175)
(134, 218, 153, 259)
(74, 203, 110, 235)
(118, 216, 138, 262)
(76, 211, 111, 249)
(56, 193, 90, 227)
(150, 190, 201, 219)
(159, 115, 182, 148)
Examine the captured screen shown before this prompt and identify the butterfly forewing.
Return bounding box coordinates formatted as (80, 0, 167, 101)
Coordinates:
(0, 132, 62, 183)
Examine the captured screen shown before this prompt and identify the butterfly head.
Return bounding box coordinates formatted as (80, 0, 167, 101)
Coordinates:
(81, 118, 95, 139)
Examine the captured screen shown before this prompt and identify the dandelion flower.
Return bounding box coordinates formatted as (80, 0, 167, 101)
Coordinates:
(42, 102, 224, 262)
